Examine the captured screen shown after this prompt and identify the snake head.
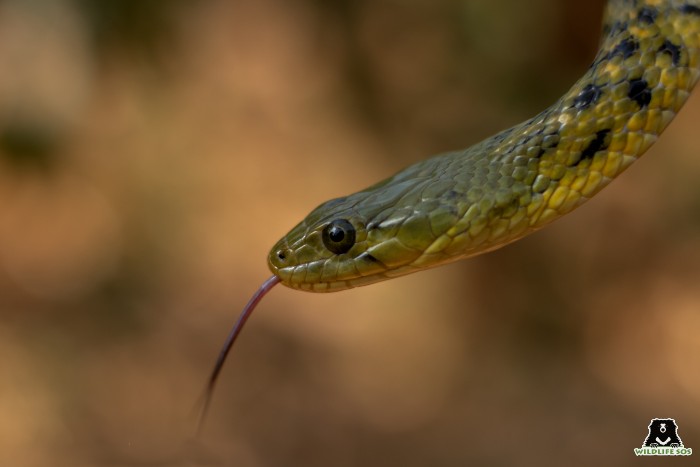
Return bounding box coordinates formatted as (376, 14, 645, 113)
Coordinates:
(268, 192, 389, 292)
(267, 158, 479, 291)
(268, 158, 451, 292)
(268, 148, 535, 291)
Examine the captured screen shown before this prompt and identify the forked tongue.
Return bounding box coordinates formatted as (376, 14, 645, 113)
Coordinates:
(196, 275, 281, 435)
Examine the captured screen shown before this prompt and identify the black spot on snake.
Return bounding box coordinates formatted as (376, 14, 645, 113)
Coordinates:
(574, 84, 603, 110)
(628, 78, 652, 107)
(659, 40, 682, 66)
(607, 37, 640, 60)
(680, 4, 700, 15)
(579, 129, 612, 162)
(444, 190, 460, 200)
(638, 6, 658, 24)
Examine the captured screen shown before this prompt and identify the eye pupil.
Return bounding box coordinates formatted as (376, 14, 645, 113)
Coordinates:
(328, 226, 344, 242)
(322, 219, 356, 254)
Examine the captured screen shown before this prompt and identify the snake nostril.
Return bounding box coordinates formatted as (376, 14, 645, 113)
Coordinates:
(276, 250, 287, 261)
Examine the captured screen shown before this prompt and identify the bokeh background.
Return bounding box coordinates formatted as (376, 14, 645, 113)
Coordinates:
(1, 0, 699, 465)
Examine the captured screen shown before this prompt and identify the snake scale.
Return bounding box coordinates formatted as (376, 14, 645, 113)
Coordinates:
(198, 0, 700, 428)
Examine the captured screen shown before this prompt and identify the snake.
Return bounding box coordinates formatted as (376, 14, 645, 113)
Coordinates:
(197, 0, 700, 430)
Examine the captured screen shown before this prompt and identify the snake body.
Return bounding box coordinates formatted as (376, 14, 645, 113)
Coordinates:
(268, 0, 700, 292)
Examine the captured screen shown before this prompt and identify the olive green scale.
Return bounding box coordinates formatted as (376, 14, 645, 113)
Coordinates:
(268, 0, 700, 292)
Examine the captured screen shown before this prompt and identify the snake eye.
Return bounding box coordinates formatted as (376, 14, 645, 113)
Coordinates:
(322, 219, 356, 254)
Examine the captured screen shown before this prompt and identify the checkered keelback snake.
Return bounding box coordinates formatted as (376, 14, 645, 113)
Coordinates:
(268, 0, 700, 292)
(198, 0, 700, 430)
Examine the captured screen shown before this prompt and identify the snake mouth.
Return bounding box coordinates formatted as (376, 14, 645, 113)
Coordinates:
(268, 263, 348, 292)
(268, 247, 394, 292)
(271, 269, 393, 292)
(268, 261, 373, 292)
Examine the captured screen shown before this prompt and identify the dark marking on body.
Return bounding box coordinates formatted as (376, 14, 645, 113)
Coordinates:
(680, 4, 700, 15)
(444, 190, 460, 200)
(606, 37, 640, 60)
(603, 21, 627, 37)
(516, 135, 532, 147)
(492, 127, 515, 144)
(628, 78, 652, 107)
(637, 6, 658, 24)
(358, 252, 383, 265)
(574, 84, 603, 110)
(658, 40, 682, 66)
(579, 129, 611, 161)
(610, 21, 628, 36)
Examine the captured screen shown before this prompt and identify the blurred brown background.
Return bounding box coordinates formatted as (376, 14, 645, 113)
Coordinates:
(1, 0, 699, 465)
